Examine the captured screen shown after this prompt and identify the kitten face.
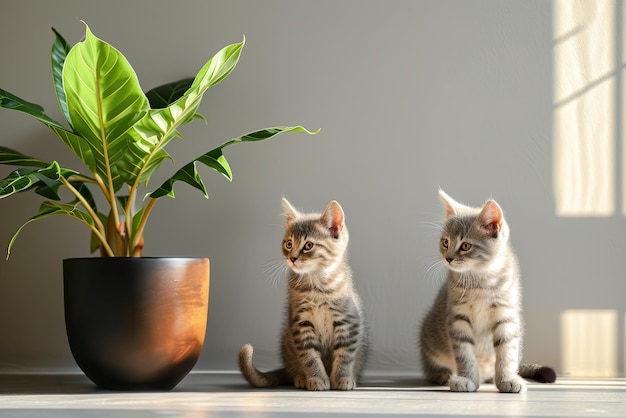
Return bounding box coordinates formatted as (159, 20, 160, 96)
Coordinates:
(438, 190, 508, 273)
(281, 198, 348, 275)
(440, 216, 496, 272)
(282, 225, 331, 274)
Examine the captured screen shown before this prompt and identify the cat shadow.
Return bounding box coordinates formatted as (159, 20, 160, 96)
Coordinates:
(207, 377, 448, 393)
(0, 373, 449, 395)
(359, 376, 450, 392)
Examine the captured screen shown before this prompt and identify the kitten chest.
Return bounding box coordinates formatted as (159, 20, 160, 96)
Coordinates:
(289, 292, 346, 352)
(450, 288, 519, 338)
(303, 301, 337, 348)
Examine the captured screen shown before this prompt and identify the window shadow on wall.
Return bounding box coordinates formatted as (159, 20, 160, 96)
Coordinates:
(561, 310, 619, 376)
(554, 0, 626, 378)
(553, 0, 625, 216)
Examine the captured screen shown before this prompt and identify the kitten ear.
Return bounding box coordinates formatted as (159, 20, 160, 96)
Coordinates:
(438, 189, 470, 218)
(321, 200, 345, 238)
(478, 200, 503, 236)
(281, 198, 299, 224)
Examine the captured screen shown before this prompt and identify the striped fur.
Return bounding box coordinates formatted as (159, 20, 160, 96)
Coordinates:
(239, 199, 368, 391)
(419, 190, 556, 393)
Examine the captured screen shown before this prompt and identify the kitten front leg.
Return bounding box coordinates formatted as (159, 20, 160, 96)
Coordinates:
(329, 315, 364, 390)
(449, 349, 480, 392)
(292, 350, 330, 391)
(493, 321, 526, 393)
(330, 349, 357, 390)
(288, 321, 331, 390)
(448, 317, 480, 392)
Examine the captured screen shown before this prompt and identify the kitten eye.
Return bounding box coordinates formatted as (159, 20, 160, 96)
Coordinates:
(284, 240, 293, 250)
(461, 242, 472, 251)
(441, 238, 449, 249)
(303, 241, 314, 251)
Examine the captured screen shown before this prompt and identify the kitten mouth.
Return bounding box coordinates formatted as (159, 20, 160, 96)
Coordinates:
(444, 260, 467, 272)
(287, 261, 312, 274)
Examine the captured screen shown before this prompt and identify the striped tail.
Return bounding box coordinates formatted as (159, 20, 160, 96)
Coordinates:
(518, 364, 557, 383)
(238, 344, 290, 388)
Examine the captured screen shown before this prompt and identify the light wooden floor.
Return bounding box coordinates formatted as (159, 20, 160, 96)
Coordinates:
(0, 372, 625, 417)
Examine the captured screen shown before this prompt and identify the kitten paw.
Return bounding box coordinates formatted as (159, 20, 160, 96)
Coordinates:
(331, 376, 357, 390)
(497, 377, 527, 393)
(449, 376, 478, 392)
(303, 376, 330, 391)
(429, 370, 451, 385)
(294, 375, 306, 389)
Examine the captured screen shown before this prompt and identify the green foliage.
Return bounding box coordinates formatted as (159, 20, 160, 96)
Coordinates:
(0, 22, 317, 258)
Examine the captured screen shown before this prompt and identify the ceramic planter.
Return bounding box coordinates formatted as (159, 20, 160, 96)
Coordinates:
(63, 257, 209, 390)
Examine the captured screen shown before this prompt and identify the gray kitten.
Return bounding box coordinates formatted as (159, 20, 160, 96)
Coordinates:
(239, 198, 368, 390)
(419, 190, 556, 393)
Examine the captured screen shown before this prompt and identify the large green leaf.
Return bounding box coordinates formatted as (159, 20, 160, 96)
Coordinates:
(7, 201, 97, 259)
(118, 40, 245, 186)
(145, 78, 194, 109)
(31, 169, 66, 200)
(0, 146, 52, 168)
(0, 157, 62, 198)
(0, 88, 63, 127)
(68, 180, 98, 212)
(148, 126, 318, 199)
(62, 23, 150, 191)
(0, 147, 89, 200)
(0, 89, 98, 170)
(51, 27, 72, 128)
(0, 167, 56, 199)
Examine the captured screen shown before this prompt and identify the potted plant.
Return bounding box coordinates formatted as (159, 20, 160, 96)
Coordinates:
(0, 22, 317, 390)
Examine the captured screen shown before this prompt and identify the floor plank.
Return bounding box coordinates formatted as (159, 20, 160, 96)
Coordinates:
(0, 373, 624, 417)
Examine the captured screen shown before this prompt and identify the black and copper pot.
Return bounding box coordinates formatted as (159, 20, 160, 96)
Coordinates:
(63, 257, 210, 391)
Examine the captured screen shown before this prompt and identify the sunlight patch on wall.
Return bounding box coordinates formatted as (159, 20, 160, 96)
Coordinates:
(560, 309, 618, 377)
(553, 0, 616, 216)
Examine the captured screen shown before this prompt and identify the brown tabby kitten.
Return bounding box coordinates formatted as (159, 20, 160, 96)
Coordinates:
(419, 190, 556, 393)
(239, 198, 368, 390)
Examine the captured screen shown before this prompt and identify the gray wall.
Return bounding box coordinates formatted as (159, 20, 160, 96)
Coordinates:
(0, 0, 624, 376)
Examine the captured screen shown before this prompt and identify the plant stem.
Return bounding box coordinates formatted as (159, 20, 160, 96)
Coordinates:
(66, 174, 98, 185)
(60, 177, 115, 257)
(125, 184, 138, 254)
(130, 197, 157, 256)
(93, 173, 112, 203)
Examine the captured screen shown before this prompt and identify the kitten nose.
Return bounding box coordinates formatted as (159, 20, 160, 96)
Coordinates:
(445, 257, 454, 264)
(290, 256, 298, 263)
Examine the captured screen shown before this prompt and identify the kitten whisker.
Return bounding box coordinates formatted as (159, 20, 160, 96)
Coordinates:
(424, 257, 446, 288)
(416, 221, 444, 232)
(264, 258, 289, 288)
